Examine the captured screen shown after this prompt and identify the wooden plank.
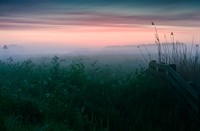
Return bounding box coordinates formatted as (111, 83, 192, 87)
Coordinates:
(166, 75, 199, 115)
(148, 60, 199, 119)
(167, 66, 199, 101)
(148, 61, 199, 102)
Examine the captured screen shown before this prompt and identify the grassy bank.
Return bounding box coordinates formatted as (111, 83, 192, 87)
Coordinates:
(0, 56, 199, 130)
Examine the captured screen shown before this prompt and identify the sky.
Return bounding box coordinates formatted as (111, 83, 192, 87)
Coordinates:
(0, 0, 200, 48)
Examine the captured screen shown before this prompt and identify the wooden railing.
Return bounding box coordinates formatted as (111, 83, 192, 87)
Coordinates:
(148, 60, 199, 120)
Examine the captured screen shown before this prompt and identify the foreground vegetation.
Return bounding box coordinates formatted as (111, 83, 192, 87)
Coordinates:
(0, 56, 199, 131)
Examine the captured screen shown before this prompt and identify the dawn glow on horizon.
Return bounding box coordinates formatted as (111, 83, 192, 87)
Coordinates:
(0, 0, 200, 48)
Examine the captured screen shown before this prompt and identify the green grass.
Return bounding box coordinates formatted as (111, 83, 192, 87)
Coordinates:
(0, 56, 199, 131)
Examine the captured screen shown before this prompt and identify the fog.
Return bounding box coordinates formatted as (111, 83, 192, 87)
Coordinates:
(0, 43, 198, 64)
(0, 44, 148, 71)
(0, 44, 158, 58)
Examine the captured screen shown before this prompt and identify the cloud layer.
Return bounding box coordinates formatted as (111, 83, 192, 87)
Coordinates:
(1, 8, 199, 30)
(1, 0, 199, 46)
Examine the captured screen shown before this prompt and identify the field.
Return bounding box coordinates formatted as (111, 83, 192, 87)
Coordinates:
(0, 50, 199, 131)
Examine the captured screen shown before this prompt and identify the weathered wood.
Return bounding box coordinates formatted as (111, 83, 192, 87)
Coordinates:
(166, 75, 199, 115)
(148, 60, 200, 120)
(167, 66, 199, 101)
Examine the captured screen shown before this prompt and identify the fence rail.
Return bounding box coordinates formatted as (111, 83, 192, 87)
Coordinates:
(148, 60, 199, 120)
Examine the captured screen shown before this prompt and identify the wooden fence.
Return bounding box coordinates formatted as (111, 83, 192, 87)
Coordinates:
(148, 60, 199, 120)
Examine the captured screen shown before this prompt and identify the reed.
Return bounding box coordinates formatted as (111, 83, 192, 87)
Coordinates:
(150, 22, 200, 88)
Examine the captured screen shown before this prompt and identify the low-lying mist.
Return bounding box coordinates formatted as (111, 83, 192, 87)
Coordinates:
(0, 44, 157, 59)
(0, 44, 151, 73)
(0, 43, 197, 66)
(0, 44, 147, 60)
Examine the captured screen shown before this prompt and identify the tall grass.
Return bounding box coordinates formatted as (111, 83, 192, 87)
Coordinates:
(139, 22, 200, 88)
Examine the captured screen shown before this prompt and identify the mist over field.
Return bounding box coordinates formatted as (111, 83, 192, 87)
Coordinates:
(0, 44, 144, 59)
(0, 0, 200, 130)
(0, 42, 197, 61)
(0, 43, 198, 69)
(1, 42, 199, 130)
(0, 44, 147, 72)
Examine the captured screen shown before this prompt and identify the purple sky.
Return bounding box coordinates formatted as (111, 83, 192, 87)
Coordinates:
(0, 0, 200, 48)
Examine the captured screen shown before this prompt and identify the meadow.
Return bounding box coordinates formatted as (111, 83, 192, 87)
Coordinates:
(0, 49, 199, 130)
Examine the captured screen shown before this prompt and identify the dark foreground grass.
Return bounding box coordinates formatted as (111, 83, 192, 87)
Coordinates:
(0, 56, 199, 131)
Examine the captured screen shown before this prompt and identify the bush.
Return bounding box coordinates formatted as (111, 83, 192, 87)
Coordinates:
(0, 56, 199, 130)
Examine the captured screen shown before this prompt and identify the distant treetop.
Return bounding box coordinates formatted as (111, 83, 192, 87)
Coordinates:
(3, 45, 8, 49)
